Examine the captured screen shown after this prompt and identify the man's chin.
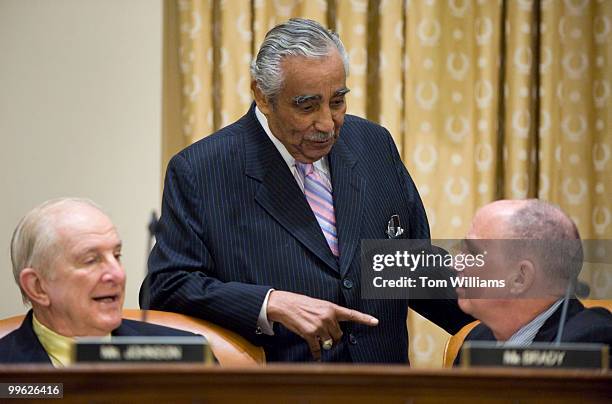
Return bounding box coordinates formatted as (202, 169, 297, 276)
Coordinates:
(304, 143, 335, 161)
(457, 298, 472, 315)
(99, 317, 122, 334)
(94, 311, 123, 331)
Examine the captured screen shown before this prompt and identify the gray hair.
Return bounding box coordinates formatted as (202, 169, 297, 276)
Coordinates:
(509, 199, 580, 240)
(10, 197, 103, 304)
(250, 18, 349, 101)
(508, 199, 583, 285)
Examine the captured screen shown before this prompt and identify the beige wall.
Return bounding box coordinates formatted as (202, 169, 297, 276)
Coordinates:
(0, 0, 162, 317)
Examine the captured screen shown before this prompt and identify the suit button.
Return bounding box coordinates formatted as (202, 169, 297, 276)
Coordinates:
(342, 279, 353, 289)
(349, 333, 357, 345)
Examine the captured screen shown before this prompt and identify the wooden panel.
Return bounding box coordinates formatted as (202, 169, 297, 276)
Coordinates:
(0, 364, 610, 403)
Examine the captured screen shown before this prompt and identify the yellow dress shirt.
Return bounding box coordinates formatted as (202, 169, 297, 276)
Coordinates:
(32, 314, 74, 367)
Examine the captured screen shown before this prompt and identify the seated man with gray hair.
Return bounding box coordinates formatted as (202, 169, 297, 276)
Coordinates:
(455, 199, 612, 364)
(0, 198, 194, 365)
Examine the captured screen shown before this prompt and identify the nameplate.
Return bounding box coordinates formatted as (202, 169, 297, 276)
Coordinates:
(74, 336, 213, 364)
(461, 342, 608, 369)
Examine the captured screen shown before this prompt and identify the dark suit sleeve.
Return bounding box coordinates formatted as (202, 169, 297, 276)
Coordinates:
(385, 131, 475, 334)
(140, 153, 271, 341)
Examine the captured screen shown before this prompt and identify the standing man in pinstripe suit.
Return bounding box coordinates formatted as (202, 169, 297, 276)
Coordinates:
(141, 18, 472, 362)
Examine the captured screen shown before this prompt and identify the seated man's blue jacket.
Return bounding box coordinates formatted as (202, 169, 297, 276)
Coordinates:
(0, 310, 196, 364)
(455, 299, 612, 366)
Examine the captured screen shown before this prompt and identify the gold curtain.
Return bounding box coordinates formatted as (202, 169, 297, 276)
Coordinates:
(163, 0, 612, 367)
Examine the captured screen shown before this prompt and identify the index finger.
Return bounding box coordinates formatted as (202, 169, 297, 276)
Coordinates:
(335, 306, 379, 326)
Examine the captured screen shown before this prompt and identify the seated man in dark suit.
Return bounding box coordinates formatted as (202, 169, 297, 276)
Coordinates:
(455, 199, 612, 363)
(0, 198, 195, 365)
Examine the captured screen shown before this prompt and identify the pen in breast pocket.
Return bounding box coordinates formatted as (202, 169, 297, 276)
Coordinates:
(386, 214, 404, 239)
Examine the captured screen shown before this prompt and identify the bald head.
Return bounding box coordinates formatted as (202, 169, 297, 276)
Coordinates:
(508, 200, 579, 240)
(460, 200, 584, 340)
(468, 200, 526, 239)
(469, 199, 582, 283)
(470, 199, 578, 239)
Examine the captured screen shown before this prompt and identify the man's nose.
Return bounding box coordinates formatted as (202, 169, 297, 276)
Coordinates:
(314, 106, 335, 133)
(102, 256, 126, 283)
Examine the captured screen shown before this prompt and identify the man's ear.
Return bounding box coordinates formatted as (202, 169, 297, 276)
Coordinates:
(251, 80, 272, 115)
(508, 260, 536, 296)
(19, 268, 50, 307)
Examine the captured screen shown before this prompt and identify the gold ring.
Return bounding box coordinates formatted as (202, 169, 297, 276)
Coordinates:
(321, 339, 333, 350)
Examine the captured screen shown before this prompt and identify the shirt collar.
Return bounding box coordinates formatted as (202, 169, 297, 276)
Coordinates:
(504, 299, 564, 346)
(32, 313, 113, 367)
(254, 106, 330, 177)
(32, 313, 74, 367)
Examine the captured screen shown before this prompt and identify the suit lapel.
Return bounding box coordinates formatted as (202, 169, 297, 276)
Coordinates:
(329, 136, 365, 277)
(534, 299, 583, 342)
(14, 311, 54, 364)
(113, 320, 136, 336)
(242, 106, 339, 272)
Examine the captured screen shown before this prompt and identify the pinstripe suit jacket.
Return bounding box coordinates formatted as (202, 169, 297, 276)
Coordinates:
(142, 104, 472, 362)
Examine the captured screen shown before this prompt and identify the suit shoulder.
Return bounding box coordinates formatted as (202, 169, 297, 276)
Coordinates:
(568, 305, 612, 326)
(0, 328, 48, 364)
(119, 319, 199, 337)
(0, 329, 19, 356)
(172, 118, 246, 166)
(465, 323, 494, 341)
(564, 306, 612, 340)
(177, 130, 239, 161)
(343, 114, 391, 138)
(340, 114, 397, 156)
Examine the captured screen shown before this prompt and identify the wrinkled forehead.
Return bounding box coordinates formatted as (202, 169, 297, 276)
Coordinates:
(51, 203, 119, 250)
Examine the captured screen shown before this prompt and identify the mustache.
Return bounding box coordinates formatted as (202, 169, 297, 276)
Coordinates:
(304, 131, 336, 142)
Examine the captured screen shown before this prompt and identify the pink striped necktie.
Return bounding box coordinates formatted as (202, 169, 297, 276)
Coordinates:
(296, 162, 339, 257)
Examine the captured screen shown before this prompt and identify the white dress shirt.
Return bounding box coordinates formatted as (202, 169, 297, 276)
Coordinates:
(504, 299, 564, 346)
